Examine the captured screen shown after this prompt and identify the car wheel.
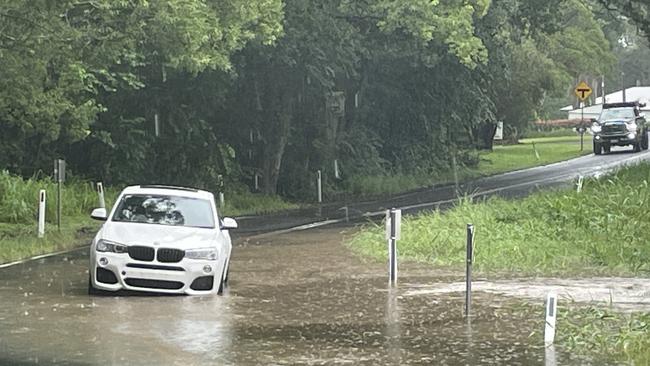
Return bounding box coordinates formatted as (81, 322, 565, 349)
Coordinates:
(593, 141, 602, 155)
(603, 145, 611, 154)
(642, 131, 649, 150)
(634, 142, 641, 153)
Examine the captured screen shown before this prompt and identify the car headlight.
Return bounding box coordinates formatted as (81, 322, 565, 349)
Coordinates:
(591, 124, 601, 133)
(626, 123, 637, 132)
(96, 239, 127, 253)
(185, 248, 218, 260)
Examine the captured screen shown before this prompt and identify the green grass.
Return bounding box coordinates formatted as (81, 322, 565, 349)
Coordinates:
(348, 162, 650, 276)
(559, 307, 650, 364)
(0, 217, 99, 264)
(476, 135, 591, 176)
(345, 136, 590, 199)
(524, 128, 578, 139)
(0, 171, 116, 264)
(220, 191, 300, 217)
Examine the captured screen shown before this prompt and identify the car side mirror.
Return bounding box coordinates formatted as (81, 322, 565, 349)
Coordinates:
(90, 208, 107, 221)
(590, 118, 598, 123)
(220, 217, 238, 230)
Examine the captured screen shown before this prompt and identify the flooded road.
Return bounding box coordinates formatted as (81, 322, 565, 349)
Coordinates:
(0, 227, 606, 365)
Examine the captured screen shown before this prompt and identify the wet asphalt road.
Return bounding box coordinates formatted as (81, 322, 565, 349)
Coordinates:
(237, 147, 650, 234)
(1, 148, 649, 365)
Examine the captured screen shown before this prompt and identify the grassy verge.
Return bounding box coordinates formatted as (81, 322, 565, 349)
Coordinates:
(524, 128, 578, 139)
(0, 218, 99, 264)
(348, 162, 650, 276)
(475, 135, 591, 176)
(0, 171, 116, 264)
(220, 191, 300, 217)
(559, 306, 650, 365)
(345, 136, 590, 197)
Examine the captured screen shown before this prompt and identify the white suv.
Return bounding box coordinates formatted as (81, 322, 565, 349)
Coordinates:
(88, 185, 237, 295)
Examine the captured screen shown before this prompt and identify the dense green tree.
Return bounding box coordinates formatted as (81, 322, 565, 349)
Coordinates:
(0, 0, 625, 200)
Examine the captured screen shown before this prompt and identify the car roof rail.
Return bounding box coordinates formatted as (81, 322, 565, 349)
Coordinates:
(603, 102, 642, 109)
(138, 184, 200, 192)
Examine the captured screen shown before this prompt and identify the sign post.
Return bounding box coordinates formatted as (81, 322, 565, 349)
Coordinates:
(53, 159, 65, 232)
(574, 81, 593, 152)
(465, 224, 475, 317)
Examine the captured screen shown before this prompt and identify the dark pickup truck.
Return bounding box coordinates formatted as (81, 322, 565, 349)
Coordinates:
(591, 102, 649, 154)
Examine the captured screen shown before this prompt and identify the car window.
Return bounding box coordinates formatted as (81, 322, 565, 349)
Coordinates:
(112, 194, 215, 228)
(600, 108, 636, 120)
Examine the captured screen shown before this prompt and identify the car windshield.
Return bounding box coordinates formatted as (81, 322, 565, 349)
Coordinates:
(600, 108, 636, 121)
(112, 194, 215, 228)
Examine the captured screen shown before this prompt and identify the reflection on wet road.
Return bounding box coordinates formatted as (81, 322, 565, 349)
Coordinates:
(1, 228, 601, 365)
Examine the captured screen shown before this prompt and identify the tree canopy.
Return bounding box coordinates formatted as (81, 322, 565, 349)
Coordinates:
(0, 0, 632, 198)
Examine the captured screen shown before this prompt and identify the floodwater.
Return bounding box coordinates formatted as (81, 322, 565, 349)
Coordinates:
(0, 227, 608, 365)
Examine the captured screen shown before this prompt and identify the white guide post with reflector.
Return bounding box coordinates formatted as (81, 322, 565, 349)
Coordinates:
(385, 208, 401, 285)
(576, 175, 584, 193)
(317, 170, 323, 203)
(38, 190, 46, 238)
(97, 182, 106, 209)
(545, 292, 558, 346)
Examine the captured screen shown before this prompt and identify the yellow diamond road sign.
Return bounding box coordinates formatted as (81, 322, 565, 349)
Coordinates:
(574, 81, 593, 101)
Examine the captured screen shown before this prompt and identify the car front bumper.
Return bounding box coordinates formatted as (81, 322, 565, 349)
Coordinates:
(594, 133, 638, 146)
(90, 252, 223, 295)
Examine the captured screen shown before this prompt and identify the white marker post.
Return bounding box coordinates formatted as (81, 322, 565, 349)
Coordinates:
(465, 224, 475, 317)
(317, 170, 322, 203)
(334, 160, 341, 180)
(545, 292, 558, 346)
(254, 173, 260, 191)
(96, 182, 106, 209)
(154, 113, 160, 137)
(37, 190, 46, 238)
(218, 174, 225, 208)
(386, 208, 402, 285)
(576, 175, 584, 193)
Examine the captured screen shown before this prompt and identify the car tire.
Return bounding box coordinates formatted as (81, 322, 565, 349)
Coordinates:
(593, 141, 602, 155)
(642, 131, 649, 150)
(603, 145, 611, 154)
(634, 142, 641, 153)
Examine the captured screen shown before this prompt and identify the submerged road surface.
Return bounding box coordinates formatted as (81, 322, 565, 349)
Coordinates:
(0, 228, 601, 365)
(2, 148, 648, 365)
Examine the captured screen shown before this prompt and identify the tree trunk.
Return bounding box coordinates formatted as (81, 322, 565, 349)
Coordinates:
(475, 122, 497, 150)
(261, 93, 293, 195)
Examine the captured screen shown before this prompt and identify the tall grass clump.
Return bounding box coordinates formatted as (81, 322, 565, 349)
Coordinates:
(560, 307, 650, 364)
(348, 162, 650, 276)
(0, 170, 118, 224)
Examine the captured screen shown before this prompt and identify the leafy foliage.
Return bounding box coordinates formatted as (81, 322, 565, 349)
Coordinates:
(0, 0, 625, 200)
